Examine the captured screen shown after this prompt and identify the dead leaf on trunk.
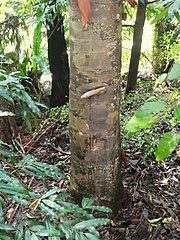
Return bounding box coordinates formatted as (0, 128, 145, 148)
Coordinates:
(78, 0, 91, 28)
(128, 0, 137, 7)
(81, 87, 106, 99)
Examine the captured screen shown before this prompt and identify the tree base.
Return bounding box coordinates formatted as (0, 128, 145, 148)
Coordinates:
(70, 187, 131, 218)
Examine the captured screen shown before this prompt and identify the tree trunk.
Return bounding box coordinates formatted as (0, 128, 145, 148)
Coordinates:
(125, 1, 147, 94)
(152, 19, 176, 74)
(0, 100, 17, 143)
(47, 14, 69, 107)
(69, 0, 126, 215)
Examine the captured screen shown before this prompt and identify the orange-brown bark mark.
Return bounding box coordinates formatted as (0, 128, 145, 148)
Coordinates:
(78, 0, 91, 28)
(127, 0, 137, 7)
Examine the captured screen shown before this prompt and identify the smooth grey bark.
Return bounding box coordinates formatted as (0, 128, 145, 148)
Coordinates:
(69, 0, 126, 215)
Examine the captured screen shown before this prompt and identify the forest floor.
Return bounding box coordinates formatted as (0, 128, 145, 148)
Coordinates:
(2, 73, 180, 240)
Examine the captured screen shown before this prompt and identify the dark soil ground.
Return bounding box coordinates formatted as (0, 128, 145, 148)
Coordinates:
(2, 74, 180, 239)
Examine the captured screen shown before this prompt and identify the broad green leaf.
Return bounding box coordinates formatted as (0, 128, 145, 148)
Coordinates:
(151, 8, 169, 24)
(0, 168, 14, 181)
(0, 201, 4, 223)
(15, 223, 24, 240)
(9, 71, 21, 76)
(29, 225, 46, 232)
(0, 111, 15, 117)
(55, 192, 69, 201)
(170, 27, 180, 45)
(0, 182, 29, 196)
(168, 0, 180, 18)
(34, 231, 49, 237)
(12, 196, 29, 206)
(174, 11, 180, 22)
(33, 22, 42, 56)
(82, 198, 94, 208)
(35, 229, 61, 237)
(26, 220, 44, 228)
(169, 91, 179, 101)
(168, 60, 180, 80)
(21, 91, 40, 114)
(22, 165, 44, 177)
(62, 219, 81, 228)
(31, 233, 39, 240)
(175, 106, 180, 122)
(44, 219, 57, 236)
(0, 87, 13, 103)
(0, 147, 16, 158)
(73, 219, 110, 230)
(148, 217, 162, 224)
(42, 199, 67, 214)
(0, 77, 13, 85)
(75, 232, 82, 240)
(126, 114, 155, 132)
(135, 110, 149, 118)
(0, 140, 11, 147)
(59, 223, 72, 240)
(126, 101, 166, 132)
(41, 188, 61, 199)
(19, 156, 64, 180)
(34, 101, 48, 110)
(25, 230, 31, 240)
(39, 203, 57, 218)
(75, 232, 87, 240)
(60, 201, 93, 219)
(85, 205, 112, 213)
(154, 74, 167, 89)
(85, 233, 99, 240)
(32, 22, 42, 70)
(32, 161, 65, 179)
(0, 187, 27, 197)
(155, 132, 180, 161)
(48, 237, 61, 240)
(0, 223, 15, 231)
(140, 101, 167, 114)
(0, 233, 13, 240)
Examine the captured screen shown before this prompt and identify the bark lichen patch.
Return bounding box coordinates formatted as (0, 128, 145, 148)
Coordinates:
(106, 111, 119, 125)
(69, 113, 89, 133)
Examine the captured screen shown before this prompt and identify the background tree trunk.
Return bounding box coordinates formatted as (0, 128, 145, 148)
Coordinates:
(47, 14, 69, 107)
(0, 100, 17, 143)
(125, 1, 147, 94)
(69, 0, 125, 215)
(152, 19, 175, 74)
